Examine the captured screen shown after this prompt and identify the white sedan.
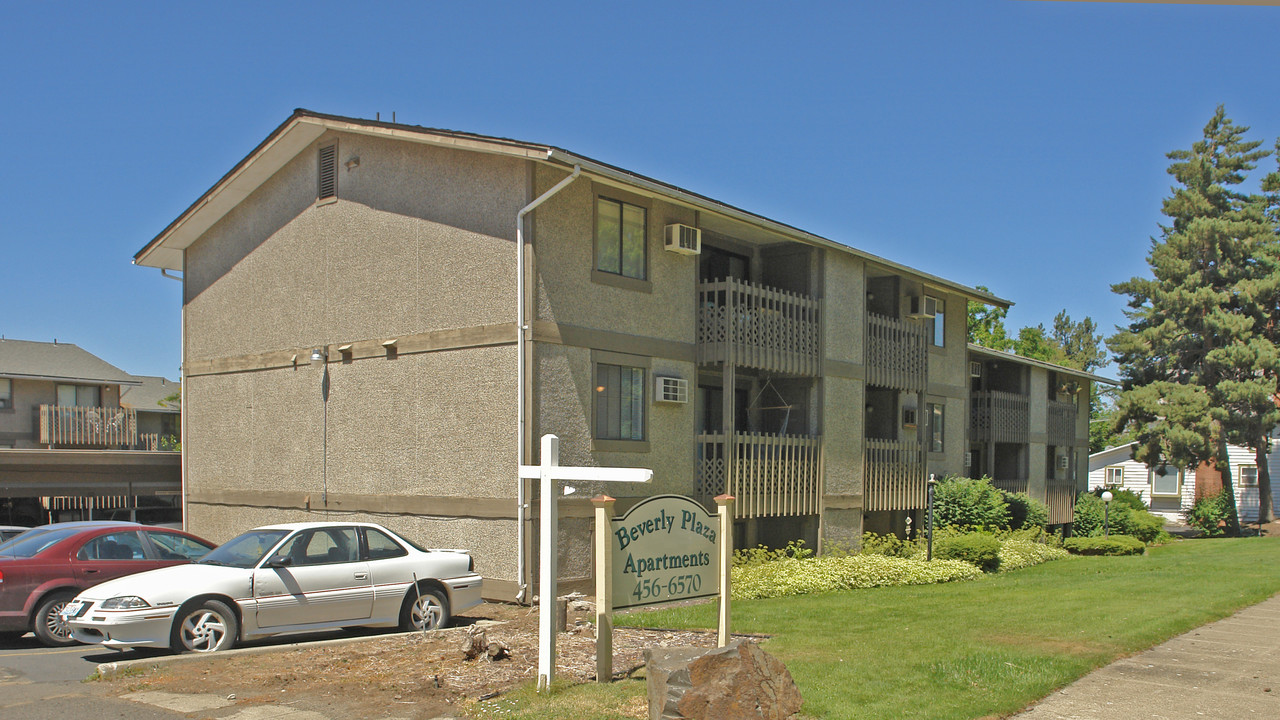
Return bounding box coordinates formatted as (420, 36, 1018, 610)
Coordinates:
(62, 521, 483, 652)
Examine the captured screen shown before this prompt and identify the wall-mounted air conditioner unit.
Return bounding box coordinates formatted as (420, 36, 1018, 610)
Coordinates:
(664, 224, 701, 255)
(907, 295, 938, 318)
(902, 408, 918, 427)
(1057, 455, 1070, 471)
(654, 376, 689, 403)
(969, 361, 983, 378)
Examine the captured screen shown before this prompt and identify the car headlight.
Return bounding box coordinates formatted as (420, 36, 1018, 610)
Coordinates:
(101, 596, 152, 610)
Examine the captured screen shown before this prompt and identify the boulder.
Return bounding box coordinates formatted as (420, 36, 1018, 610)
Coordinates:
(645, 641, 802, 720)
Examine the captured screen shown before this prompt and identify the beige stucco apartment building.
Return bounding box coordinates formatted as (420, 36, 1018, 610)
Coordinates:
(134, 110, 1100, 601)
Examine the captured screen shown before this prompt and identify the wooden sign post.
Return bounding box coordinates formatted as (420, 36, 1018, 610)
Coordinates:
(518, 434, 652, 693)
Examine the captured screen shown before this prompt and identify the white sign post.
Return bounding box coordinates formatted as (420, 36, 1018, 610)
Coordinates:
(518, 434, 652, 693)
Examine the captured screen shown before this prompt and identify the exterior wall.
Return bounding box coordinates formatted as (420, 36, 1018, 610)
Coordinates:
(1026, 368, 1048, 499)
(180, 130, 530, 595)
(923, 288, 967, 480)
(819, 251, 865, 549)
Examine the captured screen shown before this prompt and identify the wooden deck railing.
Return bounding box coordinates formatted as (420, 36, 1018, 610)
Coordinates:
(866, 313, 927, 392)
(863, 439, 926, 511)
(38, 405, 137, 447)
(697, 278, 820, 376)
(1047, 400, 1078, 446)
(969, 391, 1030, 443)
(696, 432, 822, 519)
(1047, 479, 1077, 525)
(990, 478, 1030, 495)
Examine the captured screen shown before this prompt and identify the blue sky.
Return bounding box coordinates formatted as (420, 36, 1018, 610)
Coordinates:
(2, 1, 1278, 380)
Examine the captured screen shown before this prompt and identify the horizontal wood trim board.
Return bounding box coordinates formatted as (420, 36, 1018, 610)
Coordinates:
(186, 324, 518, 377)
(533, 321, 695, 363)
(824, 359, 864, 380)
(187, 490, 519, 519)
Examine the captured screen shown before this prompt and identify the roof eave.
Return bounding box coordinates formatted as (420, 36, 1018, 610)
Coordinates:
(967, 343, 1118, 385)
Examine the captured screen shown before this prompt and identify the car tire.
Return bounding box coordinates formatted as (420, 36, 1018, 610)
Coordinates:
(171, 599, 238, 653)
(399, 586, 450, 631)
(33, 591, 78, 647)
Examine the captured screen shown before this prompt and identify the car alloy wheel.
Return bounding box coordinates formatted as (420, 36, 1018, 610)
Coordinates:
(402, 587, 450, 631)
(174, 599, 238, 652)
(33, 592, 78, 647)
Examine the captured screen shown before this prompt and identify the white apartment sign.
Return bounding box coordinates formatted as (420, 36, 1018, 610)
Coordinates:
(610, 495, 720, 610)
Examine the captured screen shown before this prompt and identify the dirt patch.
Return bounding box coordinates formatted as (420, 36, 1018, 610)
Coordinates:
(98, 602, 717, 719)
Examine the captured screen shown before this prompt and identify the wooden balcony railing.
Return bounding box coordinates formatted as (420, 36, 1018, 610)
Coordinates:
(1047, 479, 1077, 525)
(866, 312, 927, 392)
(697, 278, 820, 376)
(696, 432, 822, 519)
(863, 439, 926, 511)
(990, 478, 1030, 495)
(969, 391, 1030, 443)
(1047, 400, 1078, 446)
(38, 405, 137, 447)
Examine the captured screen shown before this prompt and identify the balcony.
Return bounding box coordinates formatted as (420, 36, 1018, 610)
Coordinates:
(863, 439, 925, 511)
(1047, 400, 1078, 446)
(697, 278, 820, 376)
(970, 391, 1030, 444)
(38, 405, 137, 448)
(988, 478, 1076, 526)
(696, 432, 822, 519)
(865, 313, 927, 392)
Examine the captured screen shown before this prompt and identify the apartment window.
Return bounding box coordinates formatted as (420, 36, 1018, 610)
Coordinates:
(927, 402, 944, 453)
(56, 384, 101, 407)
(1104, 466, 1124, 488)
(595, 363, 645, 442)
(1239, 465, 1259, 487)
(1150, 467, 1181, 496)
(0, 378, 10, 409)
(595, 197, 646, 280)
(930, 299, 946, 347)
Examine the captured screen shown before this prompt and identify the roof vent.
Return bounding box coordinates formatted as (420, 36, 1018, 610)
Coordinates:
(318, 143, 338, 200)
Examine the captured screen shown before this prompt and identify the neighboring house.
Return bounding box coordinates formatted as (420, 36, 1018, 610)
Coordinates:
(120, 375, 181, 450)
(0, 339, 180, 525)
(1088, 441, 1274, 523)
(132, 110, 1101, 601)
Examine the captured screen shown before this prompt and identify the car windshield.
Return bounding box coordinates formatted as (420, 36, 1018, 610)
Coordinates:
(197, 529, 290, 569)
(0, 527, 81, 558)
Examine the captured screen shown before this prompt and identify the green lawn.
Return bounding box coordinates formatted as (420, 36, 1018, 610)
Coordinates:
(473, 538, 1280, 719)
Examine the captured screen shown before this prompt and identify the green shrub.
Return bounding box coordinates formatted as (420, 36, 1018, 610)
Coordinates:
(1186, 492, 1233, 537)
(933, 476, 1011, 531)
(1074, 492, 1169, 543)
(1091, 487, 1147, 511)
(1124, 508, 1169, 544)
(1063, 535, 1146, 556)
(1003, 491, 1049, 530)
(934, 532, 1002, 572)
(733, 540, 813, 568)
(731, 554, 981, 600)
(859, 532, 923, 559)
(998, 532, 1071, 571)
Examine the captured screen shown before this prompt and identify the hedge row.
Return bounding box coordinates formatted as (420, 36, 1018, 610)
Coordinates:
(731, 554, 981, 600)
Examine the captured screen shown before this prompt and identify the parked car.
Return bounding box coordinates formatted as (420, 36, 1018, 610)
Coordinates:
(0, 522, 216, 646)
(65, 521, 483, 652)
(0, 526, 28, 543)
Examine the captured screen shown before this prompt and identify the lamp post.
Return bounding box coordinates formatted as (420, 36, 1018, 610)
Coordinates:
(926, 474, 938, 561)
(1101, 490, 1113, 538)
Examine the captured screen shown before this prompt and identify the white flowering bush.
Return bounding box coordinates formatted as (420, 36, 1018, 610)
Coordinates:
(731, 554, 981, 600)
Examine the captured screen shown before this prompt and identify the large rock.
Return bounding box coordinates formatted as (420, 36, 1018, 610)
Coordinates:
(645, 641, 802, 720)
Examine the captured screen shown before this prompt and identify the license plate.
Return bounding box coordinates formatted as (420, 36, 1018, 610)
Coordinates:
(61, 601, 86, 618)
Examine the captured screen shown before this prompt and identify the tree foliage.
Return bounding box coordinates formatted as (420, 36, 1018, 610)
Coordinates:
(1108, 106, 1278, 532)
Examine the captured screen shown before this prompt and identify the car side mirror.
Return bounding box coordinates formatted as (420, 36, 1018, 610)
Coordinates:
(266, 555, 293, 568)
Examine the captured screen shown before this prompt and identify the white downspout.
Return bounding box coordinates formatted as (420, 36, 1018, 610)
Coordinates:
(515, 164, 581, 603)
(158, 267, 185, 530)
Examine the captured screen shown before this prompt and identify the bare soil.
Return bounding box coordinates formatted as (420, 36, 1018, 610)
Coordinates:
(98, 602, 718, 719)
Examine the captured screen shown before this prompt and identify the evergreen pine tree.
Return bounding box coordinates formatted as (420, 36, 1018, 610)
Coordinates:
(1109, 106, 1274, 535)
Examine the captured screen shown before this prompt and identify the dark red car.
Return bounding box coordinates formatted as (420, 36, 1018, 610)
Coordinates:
(0, 521, 216, 646)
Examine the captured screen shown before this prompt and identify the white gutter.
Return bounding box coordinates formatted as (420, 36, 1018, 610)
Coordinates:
(515, 164, 581, 603)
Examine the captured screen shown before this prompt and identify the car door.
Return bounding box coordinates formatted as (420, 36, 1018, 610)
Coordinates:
(252, 527, 372, 628)
(71, 531, 154, 586)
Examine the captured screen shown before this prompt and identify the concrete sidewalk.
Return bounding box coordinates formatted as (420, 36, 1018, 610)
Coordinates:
(1014, 593, 1280, 719)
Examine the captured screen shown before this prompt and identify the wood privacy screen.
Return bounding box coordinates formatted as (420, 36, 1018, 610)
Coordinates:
(696, 432, 822, 519)
(697, 278, 820, 376)
(866, 312, 927, 392)
(969, 391, 1030, 444)
(863, 438, 926, 511)
(39, 405, 137, 447)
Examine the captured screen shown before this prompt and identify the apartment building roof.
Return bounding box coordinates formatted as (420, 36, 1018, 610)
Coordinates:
(119, 375, 180, 413)
(134, 109, 1011, 309)
(968, 342, 1117, 385)
(0, 338, 139, 385)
